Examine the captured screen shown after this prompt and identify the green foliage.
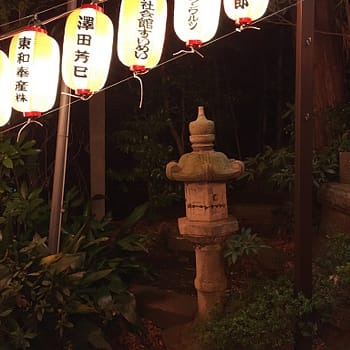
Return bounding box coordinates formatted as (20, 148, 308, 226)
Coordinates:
(336, 130, 350, 151)
(0, 137, 47, 252)
(197, 277, 315, 350)
(0, 137, 41, 194)
(240, 145, 338, 193)
(0, 136, 152, 349)
(313, 233, 350, 317)
(199, 233, 350, 350)
(224, 227, 269, 266)
(108, 111, 183, 211)
(0, 206, 150, 349)
(241, 146, 295, 193)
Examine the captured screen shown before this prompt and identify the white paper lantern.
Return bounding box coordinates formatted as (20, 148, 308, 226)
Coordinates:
(174, 0, 221, 47)
(9, 27, 60, 117)
(117, 0, 167, 72)
(224, 0, 269, 25)
(0, 50, 11, 126)
(62, 4, 114, 96)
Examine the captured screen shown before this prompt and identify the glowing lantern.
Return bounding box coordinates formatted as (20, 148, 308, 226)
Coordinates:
(9, 27, 60, 117)
(223, 0, 269, 26)
(174, 0, 221, 48)
(0, 51, 11, 126)
(62, 4, 114, 97)
(117, 0, 167, 73)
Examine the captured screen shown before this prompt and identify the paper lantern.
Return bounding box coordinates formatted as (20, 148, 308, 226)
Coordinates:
(223, 0, 269, 25)
(9, 27, 60, 117)
(117, 0, 167, 72)
(62, 4, 114, 96)
(174, 0, 221, 48)
(0, 50, 11, 126)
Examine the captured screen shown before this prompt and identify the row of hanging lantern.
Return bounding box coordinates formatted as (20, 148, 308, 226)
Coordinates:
(0, 0, 269, 126)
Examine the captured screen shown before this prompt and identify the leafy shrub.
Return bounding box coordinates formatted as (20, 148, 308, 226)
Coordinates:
(237, 145, 338, 194)
(197, 277, 314, 350)
(224, 227, 269, 266)
(108, 111, 183, 217)
(198, 233, 350, 350)
(0, 136, 152, 349)
(0, 137, 46, 249)
(0, 206, 150, 349)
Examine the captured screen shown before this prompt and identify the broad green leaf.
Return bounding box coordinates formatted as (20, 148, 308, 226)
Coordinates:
(2, 158, 13, 169)
(82, 269, 113, 285)
(40, 254, 62, 265)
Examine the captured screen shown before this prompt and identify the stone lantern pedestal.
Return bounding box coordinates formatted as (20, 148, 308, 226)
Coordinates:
(166, 106, 244, 319)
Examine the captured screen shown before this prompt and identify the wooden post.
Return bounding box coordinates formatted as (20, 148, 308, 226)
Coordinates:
(294, 0, 315, 349)
(89, 91, 106, 220)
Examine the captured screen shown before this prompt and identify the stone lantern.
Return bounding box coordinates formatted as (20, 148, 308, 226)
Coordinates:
(166, 106, 244, 319)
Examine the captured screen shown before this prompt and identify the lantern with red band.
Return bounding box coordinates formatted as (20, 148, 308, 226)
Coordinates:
(9, 27, 60, 117)
(117, 0, 167, 73)
(62, 4, 114, 96)
(223, 0, 269, 26)
(174, 0, 221, 48)
(0, 50, 11, 126)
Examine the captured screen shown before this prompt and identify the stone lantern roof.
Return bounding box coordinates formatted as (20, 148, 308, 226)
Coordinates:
(166, 106, 244, 182)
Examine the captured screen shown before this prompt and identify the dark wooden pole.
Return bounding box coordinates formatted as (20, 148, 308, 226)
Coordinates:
(294, 0, 315, 348)
(89, 91, 106, 220)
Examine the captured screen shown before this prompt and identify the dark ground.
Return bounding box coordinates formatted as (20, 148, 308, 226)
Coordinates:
(112, 217, 350, 350)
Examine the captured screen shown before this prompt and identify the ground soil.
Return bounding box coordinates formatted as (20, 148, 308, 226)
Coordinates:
(112, 218, 350, 350)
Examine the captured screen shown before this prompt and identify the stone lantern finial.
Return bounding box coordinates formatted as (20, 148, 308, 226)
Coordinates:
(166, 106, 245, 182)
(189, 106, 215, 152)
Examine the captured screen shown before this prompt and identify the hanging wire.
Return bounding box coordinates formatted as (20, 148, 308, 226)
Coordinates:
(235, 25, 261, 33)
(173, 46, 205, 58)
(0, 0, 74, 30)
(133, 72, 144, 109)
(0, 121, 27, 135)
(0, 0, 315, 134)
(61, 91, 95, 101)
(16, 118, 44, 142)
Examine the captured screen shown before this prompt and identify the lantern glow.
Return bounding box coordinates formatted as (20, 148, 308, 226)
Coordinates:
(223, 0, 269, 25)
(62, 4, 114, 96)
(117, 0, 167, 72)
(174, 0, 221, 48)
(0, 50, 11, 126)
(9, 27, 60, 117)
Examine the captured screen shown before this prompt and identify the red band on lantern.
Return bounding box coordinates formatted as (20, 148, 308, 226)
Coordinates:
(24, 26, 47, 34)
(186, 40, 203, 48)
(76, 89, 92, 96)
(130, 65, 147, 73)
(237, 17, 252, 25)
(81, 4, 103, 13)
(24, 111, 42, 117)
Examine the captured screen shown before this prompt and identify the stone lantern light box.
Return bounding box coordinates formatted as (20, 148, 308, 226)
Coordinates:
(166, 106, 245, 239)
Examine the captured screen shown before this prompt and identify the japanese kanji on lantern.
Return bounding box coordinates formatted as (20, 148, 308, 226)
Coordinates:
(0, 50, 12, 126)
(224, 0, 270, 26)
(117, 0, 167, 73)
(9, 27, 60, 117)
(62, 4, 114, 97)
(174, 0, 221, 48)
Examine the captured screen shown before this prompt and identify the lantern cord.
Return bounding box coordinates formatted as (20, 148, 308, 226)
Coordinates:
(80, 94, 94, 101)
(236, 25, 261, 33)
(16, 118, 44, 142)
(61, 91, 94, 101)
(173, 46, 204, 59)
(133, 73, 144, 109)
(91, 0, 108, 4)
(0, 121, 27, 135)
(0, 0, 74, 31)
